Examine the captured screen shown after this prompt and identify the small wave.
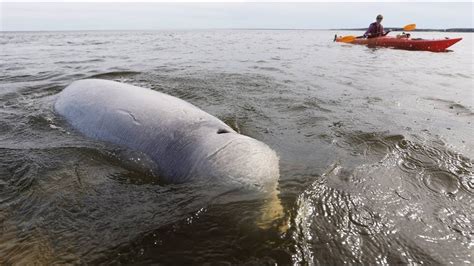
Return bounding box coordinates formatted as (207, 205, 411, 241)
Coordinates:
(424, 97, 474, 116)
(335, 131, 405, 158)
(56, 59, 105, 64)
(88, 71, 141, 79)
(65, 40, 110, 46)
(250, 66, 285, 73)
(1, 72, 63, 84)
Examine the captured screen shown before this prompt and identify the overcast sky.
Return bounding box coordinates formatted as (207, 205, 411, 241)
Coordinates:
(1, 2, 473, 31)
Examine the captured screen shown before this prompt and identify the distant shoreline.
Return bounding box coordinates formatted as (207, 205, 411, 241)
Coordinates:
(333, 28, 474, 33)
(1, 28, 473, 33)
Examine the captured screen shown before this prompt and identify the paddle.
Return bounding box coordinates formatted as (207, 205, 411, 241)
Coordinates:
(337, 35, 357, 43)
(336, 24, 417, 43)
(402, 24, 416, 31)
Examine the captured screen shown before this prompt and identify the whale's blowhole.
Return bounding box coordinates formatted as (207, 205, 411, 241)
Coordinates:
(217, 128, 231, 134)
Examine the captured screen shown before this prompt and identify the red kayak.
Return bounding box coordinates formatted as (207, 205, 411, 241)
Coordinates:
(336, 36, 462, 52)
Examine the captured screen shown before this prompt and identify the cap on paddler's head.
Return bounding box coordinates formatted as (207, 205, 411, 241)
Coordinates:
(376, 14, 383, 20)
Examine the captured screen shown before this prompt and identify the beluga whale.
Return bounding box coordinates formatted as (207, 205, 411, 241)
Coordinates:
(55, 79, 279, 192)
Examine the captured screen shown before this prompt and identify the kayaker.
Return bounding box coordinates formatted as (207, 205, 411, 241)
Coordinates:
(364, 14, 390, 38)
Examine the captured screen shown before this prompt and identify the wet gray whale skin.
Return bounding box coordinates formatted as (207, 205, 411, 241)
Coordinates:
(55, 79, 279, 190)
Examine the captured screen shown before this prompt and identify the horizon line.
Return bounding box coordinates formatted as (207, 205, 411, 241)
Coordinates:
(2, 27, 473, 33)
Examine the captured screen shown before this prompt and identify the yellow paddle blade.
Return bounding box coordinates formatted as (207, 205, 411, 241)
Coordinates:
(338, 35, 356, 43)
(403, 24, 416, 31)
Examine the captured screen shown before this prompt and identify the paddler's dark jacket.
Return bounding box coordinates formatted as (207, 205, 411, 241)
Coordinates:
(364, 22, 384, 38)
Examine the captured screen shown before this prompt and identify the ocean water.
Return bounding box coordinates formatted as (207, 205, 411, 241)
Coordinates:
(0, 30, 473, 264)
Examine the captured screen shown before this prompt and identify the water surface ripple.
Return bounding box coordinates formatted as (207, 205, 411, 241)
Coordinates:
(1, 30, 473, 264)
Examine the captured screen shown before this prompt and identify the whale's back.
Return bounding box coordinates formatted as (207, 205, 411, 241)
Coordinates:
(55, 79, 231, 140)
